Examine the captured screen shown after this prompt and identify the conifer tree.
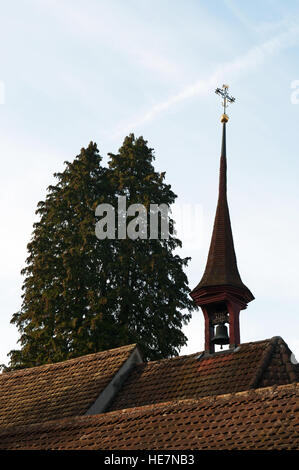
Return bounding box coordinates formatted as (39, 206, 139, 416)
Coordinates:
(7, 135, 196, 369)
(8, 142, 120, 369)
(104, 134, 195, 360)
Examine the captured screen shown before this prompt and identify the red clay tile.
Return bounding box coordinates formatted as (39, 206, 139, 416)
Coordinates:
(0, 383, 297, 450)
(0, 344, 137, 427)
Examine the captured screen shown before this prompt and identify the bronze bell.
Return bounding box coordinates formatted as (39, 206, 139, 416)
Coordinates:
(212, 323, 229, 348)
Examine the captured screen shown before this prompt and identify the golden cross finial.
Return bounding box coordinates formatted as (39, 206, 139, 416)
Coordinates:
(215, 84, 236, 122)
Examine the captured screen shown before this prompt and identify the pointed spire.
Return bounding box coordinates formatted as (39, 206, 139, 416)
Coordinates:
(192, 121, 252, 298)
(190, 87, 254, 353)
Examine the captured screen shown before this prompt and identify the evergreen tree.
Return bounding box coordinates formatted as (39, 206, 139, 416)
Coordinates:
(6, 135, 196, 370)
(105, 134, 195, 360)
(8, 142, 120, 369)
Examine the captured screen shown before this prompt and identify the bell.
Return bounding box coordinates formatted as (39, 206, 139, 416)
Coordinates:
(212, 323, 229, 348)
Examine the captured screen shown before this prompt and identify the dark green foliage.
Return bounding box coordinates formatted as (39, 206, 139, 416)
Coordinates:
(6, 135, 196, 370)
(106, 135, 195, 360)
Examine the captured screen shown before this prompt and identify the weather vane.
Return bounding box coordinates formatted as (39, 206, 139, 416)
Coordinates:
(215, 84, 236, 122)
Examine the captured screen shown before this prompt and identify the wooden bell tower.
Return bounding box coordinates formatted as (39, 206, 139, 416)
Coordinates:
(191, 86, 254, 354)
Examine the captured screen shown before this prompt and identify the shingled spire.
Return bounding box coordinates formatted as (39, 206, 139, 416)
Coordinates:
(191, 86, 254, 354)
(194, 119, 251, 293)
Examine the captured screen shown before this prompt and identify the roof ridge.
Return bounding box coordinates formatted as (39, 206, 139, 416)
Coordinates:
(2, 338, 274, 378)
(0, 381, 297, 436)
(142, 338, 274, 368)
(0, 344, 137, 379)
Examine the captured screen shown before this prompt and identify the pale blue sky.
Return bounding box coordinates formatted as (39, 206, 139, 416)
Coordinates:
(1, 0, 299, 365)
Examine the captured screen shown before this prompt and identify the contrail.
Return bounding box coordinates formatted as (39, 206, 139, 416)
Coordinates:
(107, 24, 299, 138)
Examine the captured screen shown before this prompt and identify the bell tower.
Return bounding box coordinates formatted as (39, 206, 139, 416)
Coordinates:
(190, 85, 254, 354)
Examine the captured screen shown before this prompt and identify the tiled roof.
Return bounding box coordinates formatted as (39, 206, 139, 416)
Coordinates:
(0, 344, 137, 428)
(0, 382, 297, 450)
(108, 337, 298, 412)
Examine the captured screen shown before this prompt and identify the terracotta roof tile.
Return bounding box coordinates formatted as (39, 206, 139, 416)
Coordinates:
(0, 344, 137, 428)
(0, 383, 297, 450)
(108, 337, 298, 412)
